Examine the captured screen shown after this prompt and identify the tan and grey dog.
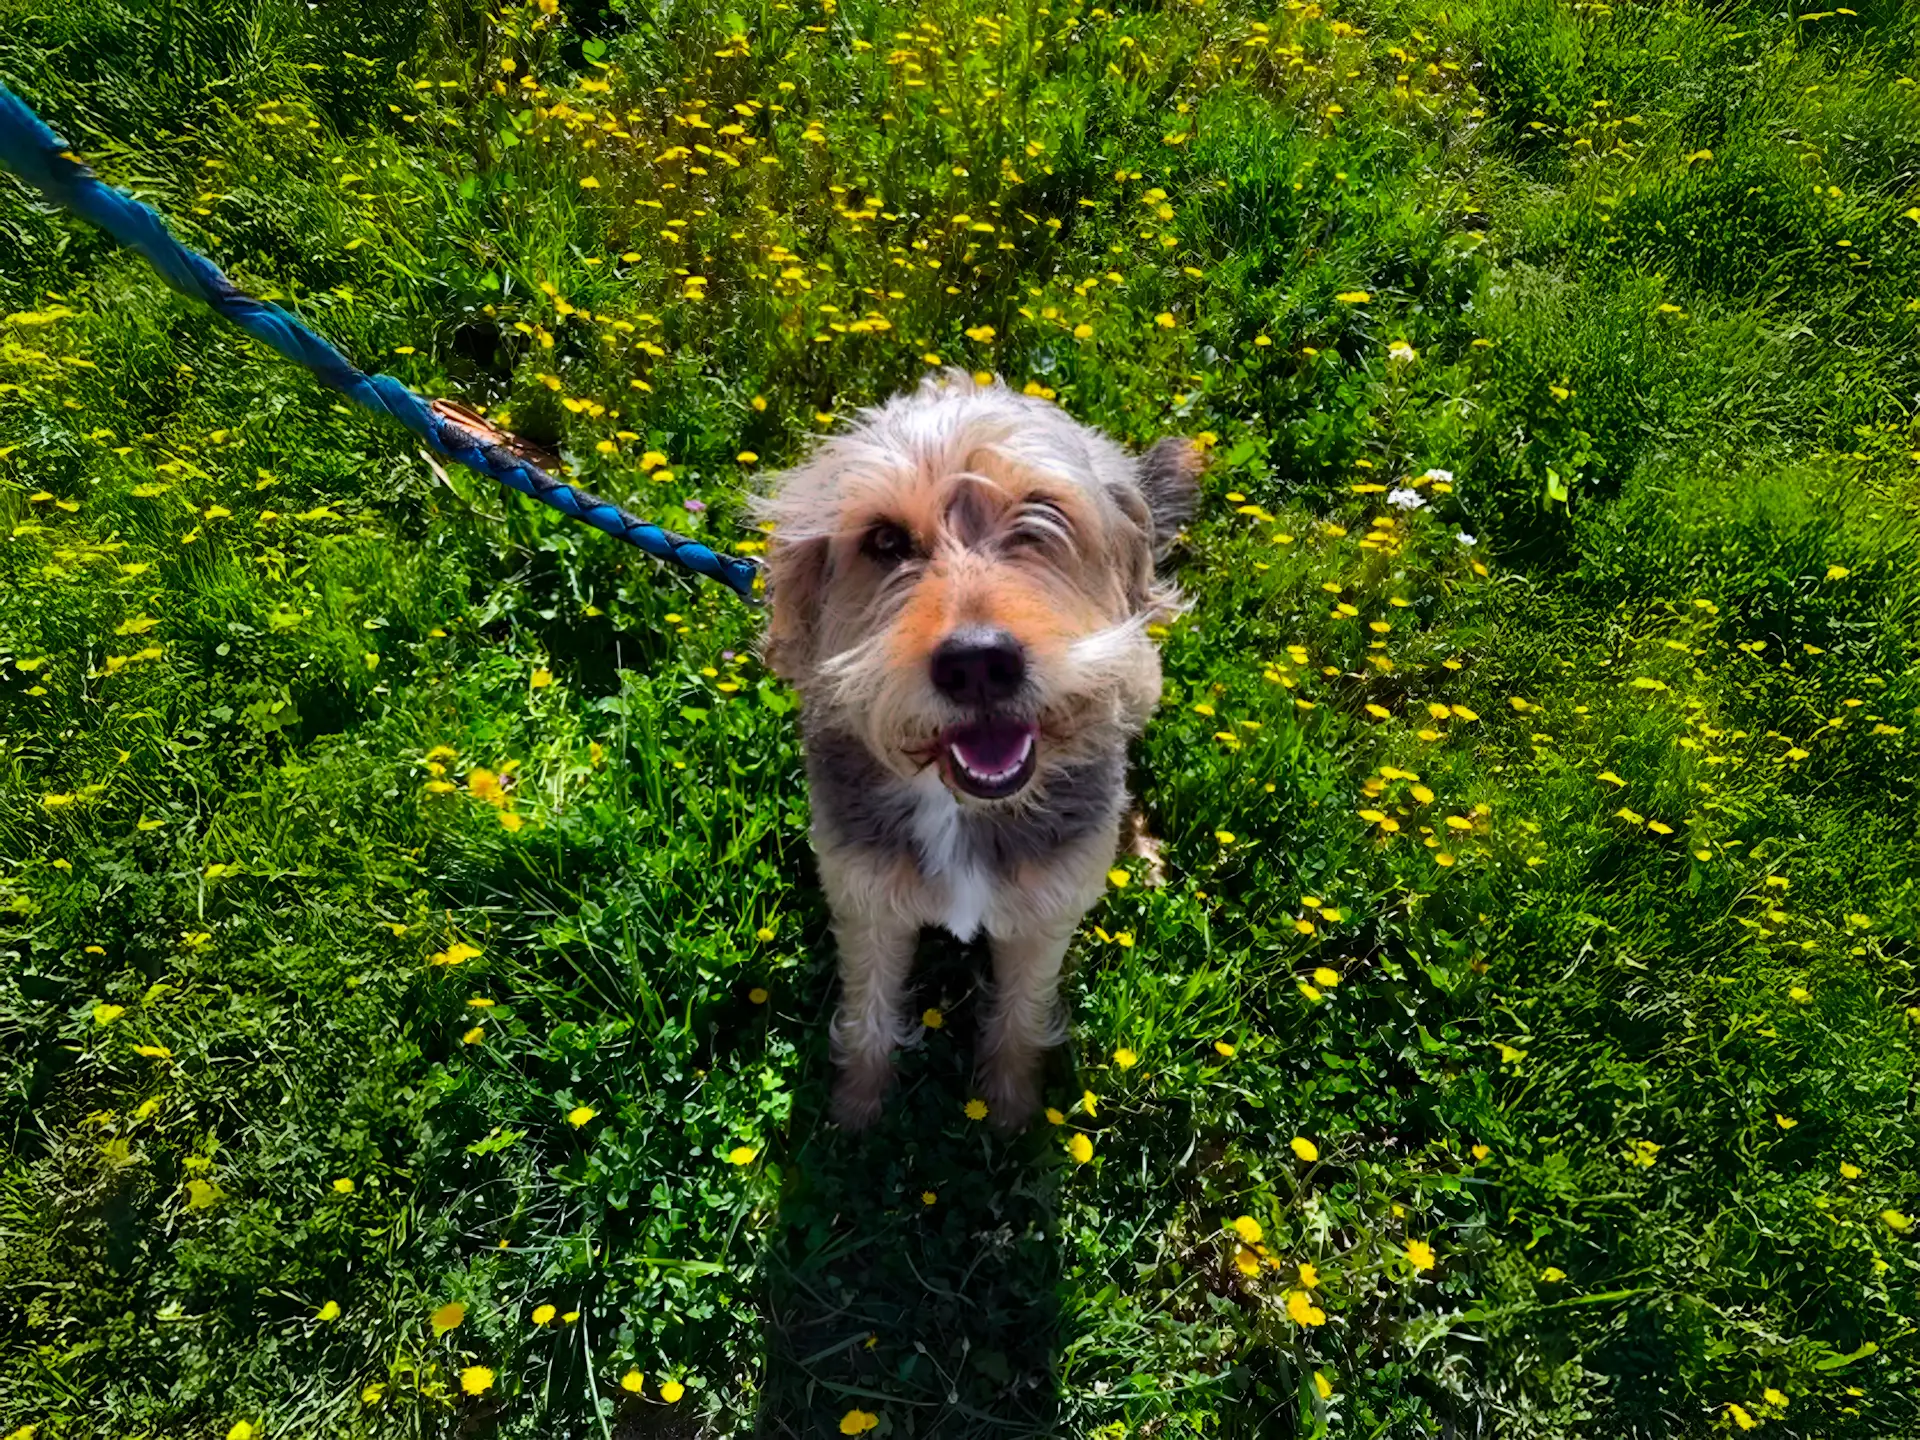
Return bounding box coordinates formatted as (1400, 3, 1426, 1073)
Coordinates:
(759, 371, 1200, 1129)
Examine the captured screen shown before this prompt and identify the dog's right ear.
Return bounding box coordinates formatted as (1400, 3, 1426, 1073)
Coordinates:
(1138, 437, 1203, 561)
(761, 534, 829, 682)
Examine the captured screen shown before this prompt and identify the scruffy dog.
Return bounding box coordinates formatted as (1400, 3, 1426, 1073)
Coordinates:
(759, 372, 1200, 1129)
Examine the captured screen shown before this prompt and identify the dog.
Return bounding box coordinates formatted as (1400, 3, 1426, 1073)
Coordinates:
(758, 371, 1200, 1129)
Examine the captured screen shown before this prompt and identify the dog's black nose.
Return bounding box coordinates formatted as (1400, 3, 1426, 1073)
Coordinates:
(931, 628, 1027, 706)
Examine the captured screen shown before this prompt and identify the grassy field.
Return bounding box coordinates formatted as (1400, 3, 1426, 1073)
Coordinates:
(3, 0, 1919, 1434)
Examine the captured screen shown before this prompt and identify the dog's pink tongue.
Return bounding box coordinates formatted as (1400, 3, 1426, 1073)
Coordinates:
(950, 718, 1033, 774)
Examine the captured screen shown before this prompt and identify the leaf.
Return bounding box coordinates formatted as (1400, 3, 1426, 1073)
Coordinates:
(1544, 467, 1569, 505)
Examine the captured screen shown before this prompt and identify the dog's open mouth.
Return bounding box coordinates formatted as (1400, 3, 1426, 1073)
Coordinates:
(939, 717, 1039, 800)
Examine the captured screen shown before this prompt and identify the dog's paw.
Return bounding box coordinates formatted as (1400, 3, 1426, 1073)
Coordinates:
(830, 1063, 892, 1131)
(979, 1065, 1042, 1132)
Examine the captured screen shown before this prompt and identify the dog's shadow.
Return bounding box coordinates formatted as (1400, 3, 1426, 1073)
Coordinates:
(752, 930, 1070, 1437)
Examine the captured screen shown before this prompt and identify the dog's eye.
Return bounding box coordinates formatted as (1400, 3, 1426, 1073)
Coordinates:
(862, 522, 915, 564)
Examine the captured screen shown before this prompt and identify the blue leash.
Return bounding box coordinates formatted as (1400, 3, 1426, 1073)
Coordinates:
(0, 82, 760, 602)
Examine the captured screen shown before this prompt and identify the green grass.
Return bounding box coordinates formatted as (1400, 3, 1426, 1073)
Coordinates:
(2, 0, 1918, 1435)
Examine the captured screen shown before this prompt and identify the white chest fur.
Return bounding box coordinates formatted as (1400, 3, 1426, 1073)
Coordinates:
(906, 770, 996, 941)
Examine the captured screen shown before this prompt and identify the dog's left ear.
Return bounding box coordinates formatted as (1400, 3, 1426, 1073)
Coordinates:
(1108, 436, 1204, 615)
(1137, 436, 1203, 561)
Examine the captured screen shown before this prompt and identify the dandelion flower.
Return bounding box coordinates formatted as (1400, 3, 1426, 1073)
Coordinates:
(923, 1007, 945, 1029)
(840, 1410, 880, 1435)
(1286, 1289, 1327, 1325)
(317, 1300, 341, 1321)
(620, 1369, 645, 1393)
(333, 1177, 355, 1194)
(1312, 966, 1339, 988)
(1729, 1404, 1756, 1431)
(1405, 1239, 1436, 1273)
(1291, 1136, 1319, 1163)
(431, 1301, 466, 1334)
(1299, 1261, 1319, 1288)
(1231, 1215, 1263, 1244)
(567, 1106, 597, 1128)
(1067, 1132, 1094, 1164)
(964, 1098, 989, 1120)
(727, 1145, 758, 1165)
(228, 1424, 256, 1440)
(459, 1367, 494, 1396)
(1214, 1040, 1236, 1057)
(1113, 1047, 1138, 1069)
(1839, 1161, 1862, 1179)
(659, 1379, 685, 1402)
(1314, 1371, 1333, 1399)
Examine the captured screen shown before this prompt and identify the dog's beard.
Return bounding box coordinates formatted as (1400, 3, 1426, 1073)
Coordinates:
(811, 613, 1160, 802)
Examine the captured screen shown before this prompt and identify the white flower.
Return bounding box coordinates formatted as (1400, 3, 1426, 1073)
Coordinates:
(1456, 531, 1477, 547)
(1387, 487, 1426, 511)
(1423, 468, 1454, 485)
(1388, 341, 1417, 363)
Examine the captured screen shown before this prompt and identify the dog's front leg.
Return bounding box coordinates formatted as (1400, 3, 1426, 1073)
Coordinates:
(828, 910, 919, 1130)
(978, 923, 1074, 1128)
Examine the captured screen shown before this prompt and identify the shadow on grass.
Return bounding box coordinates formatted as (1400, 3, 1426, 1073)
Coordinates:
(755, 931, 1071, 1438)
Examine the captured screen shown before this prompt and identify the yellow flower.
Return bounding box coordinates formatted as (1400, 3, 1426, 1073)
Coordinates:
(1233, 1244, 1261, 1277)
(923, 1007, 945, 1029)
(1298, 1261, 1319, 1288)
(755, 926, 776, 942)
(1775, 1113, 1797, 1129)
(1045, 1107, 1066, 1125)
(227, 1424, 256, 1440)
(748, 987, 769, 1005)
(727, 1145, 758, 1165)
(1335, 291, 1370, 303)
(467, 768, 505, 805)
(1298, 982, 1323, 1002)
(1824, 564, 1850, 581)
(1154, 311, 1177, 328)
(93, 1003, 126, 1025)
(133, 1044, 172, 1059)
(431, 1301, 466, 1334)
(1214, 1040, 1236, 1058)
(1839, 1161, 1862, 1179)
(1540, 1266, 1566, 1282)
(1231, 1215, 1263, 1244)
(1290, 1136, 1319, 1163)
(462, 1026, 485, 1045)
(1312, 966, 1339, 988)
(1471, 1144, 1491, 1161)
(1405, 1239, 1436, 1272)
(659, 1379, 685, 1402)
(532, 1304, 556, 1325)
(567, 1106, 597, 1128)
(620, 1369, 645, 1393)
(737, 451, 759, 464)
(1788, 986, 1811, 1003)
(1107, 868, 1130, 887)
(1215, 830, 1236, 845)
(1729, 1403, 1756, 1431)
(964, 324, 997, 343)
(1067, 1133, 1094, 1164)
(1763, 1388, 1788, 1408)
(1313, 1371, 1333, 1399)
(965, 1098, 989, 1120)
(459, 1366, 494, 1396)
(921, 1190, 937, 1205)
(840, 1409, 880, 1434)
(333, 1177, 355, 1194)
(530, 668, 552, 688)
(1285, 1288, 1327, 1325)
(316, 1300, 341, 1321)
(499, 812, 524, 833)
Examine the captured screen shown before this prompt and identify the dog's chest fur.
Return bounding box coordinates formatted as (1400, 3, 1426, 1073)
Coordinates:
(805, 726, 1124, 940)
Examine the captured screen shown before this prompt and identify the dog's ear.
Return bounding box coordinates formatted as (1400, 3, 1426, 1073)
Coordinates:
(761, 534, 829, 682)
(1138, 436, 1203, 561)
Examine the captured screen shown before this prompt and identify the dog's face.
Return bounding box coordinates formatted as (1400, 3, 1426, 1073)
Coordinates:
(759, 373, 1199, 806)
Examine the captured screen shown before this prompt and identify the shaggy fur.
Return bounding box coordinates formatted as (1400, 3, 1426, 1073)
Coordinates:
(758, 371, 1200, 1128)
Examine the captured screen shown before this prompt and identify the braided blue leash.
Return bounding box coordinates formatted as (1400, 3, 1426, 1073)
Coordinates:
(0, 81, 760, 601)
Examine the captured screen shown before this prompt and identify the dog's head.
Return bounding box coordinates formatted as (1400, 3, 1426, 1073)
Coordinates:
(757, 372, 1200, 805)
